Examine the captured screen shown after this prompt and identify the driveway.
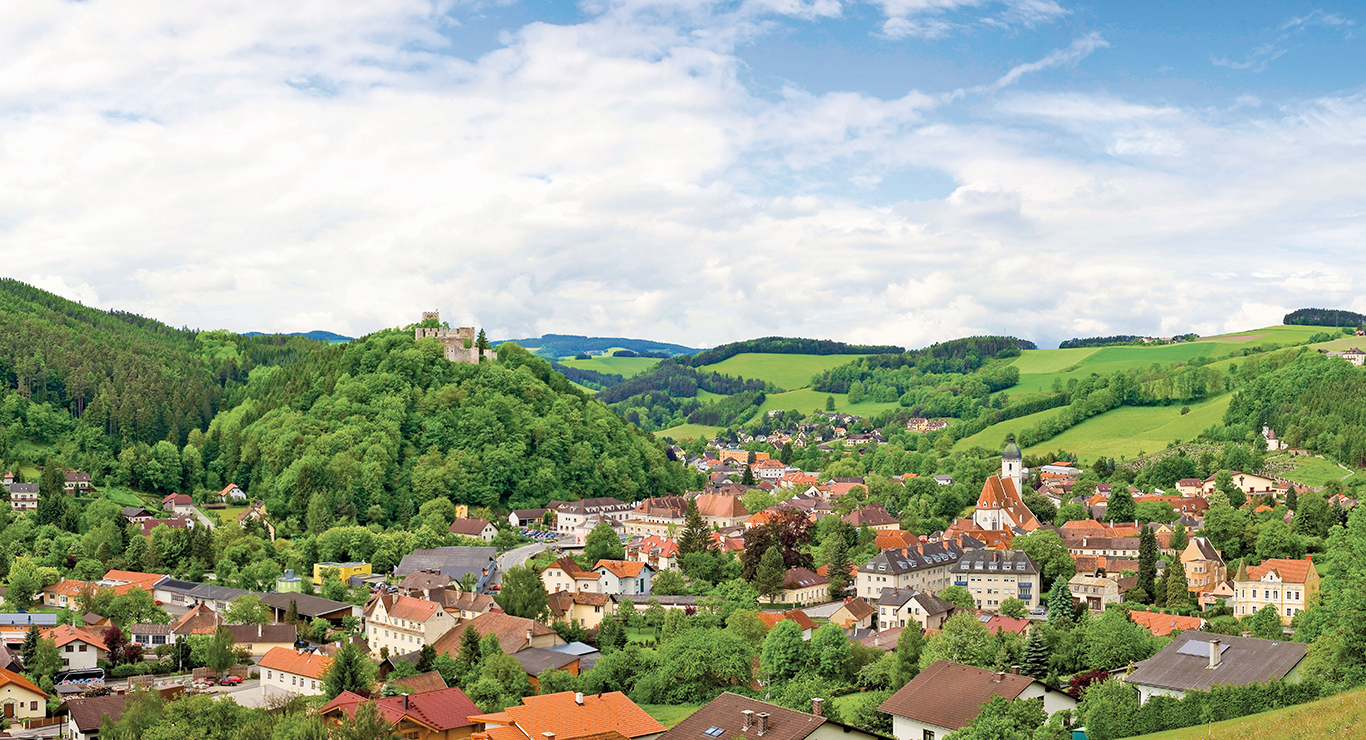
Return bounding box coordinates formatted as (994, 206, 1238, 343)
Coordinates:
(488, 542, 552, 588)
(188, 506, 217, 529)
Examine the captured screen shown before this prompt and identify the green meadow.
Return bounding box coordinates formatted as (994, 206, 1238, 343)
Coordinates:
(1019, 393, 1233, 461)
(706, 353, 868, 391)
(558, 356, 660, 377)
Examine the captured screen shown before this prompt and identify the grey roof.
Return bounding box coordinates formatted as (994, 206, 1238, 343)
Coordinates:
(1003, 443, 1022, 460)
(0, 613, 58, 627)
(259, 592, 357, 618)
(9, 483, 37, 493)
(860, 542, 963, 575)
(1188, 536, 1221, 562)
(1124, 631, 1307, 694)
(393, 547, 497, 578)
(878, 588, 952, 615)
(611, 595, 697, 606)
(510, 646, 580, 675)
(130, 624, 173, 635)
(546, 641, 599, 657)
(156, 580, 254, 602)
(951, 549, 1039, 576)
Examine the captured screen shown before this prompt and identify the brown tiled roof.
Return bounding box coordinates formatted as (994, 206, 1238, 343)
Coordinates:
(258, 647, 332, 680)
(394, 670, 448, 694)
(548, 591, 574, 619)
(550, 557, 599, 580)
(1243, 556, 1316, 585)
(782, 568, 827, 590)
(837, 598, 875, 621)
(594, 560, 647, 578)
(433, 612, 557, 655)
(0, 666, 45, 698)
(387, 595, 441, 622)
(856, 627, 902, 651)
(400, 571, 453, 593)
(755, 610, 816, 631)
(573, 592, 612, 607)
(172, 603, 220, 635)
(65, 693, 131, 732)
(659, 692, 826, 740)
(693, 494, 749, 518)
(449, 519, 494, 536)
(875, 530, 918, 550)
(878, 661, 1039, 730)
(843, 503, 899, 528)
(323, 686, 479, 730)
(504, 690, 665, 740)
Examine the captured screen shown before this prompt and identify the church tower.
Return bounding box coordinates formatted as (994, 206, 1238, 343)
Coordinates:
(1002, 442, 1023, 495)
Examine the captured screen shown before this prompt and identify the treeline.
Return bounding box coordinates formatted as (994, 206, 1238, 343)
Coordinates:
(1058, 335, 1141, 348)
(1224, 350, 1366, 467)
(680, 337, 904, 367)
(495, 333, 697, 359)
(596, 360, 767, 404)
(815, 335, 1035, 390)
(1284, 308, 1366, 327)
(548, 362, 625, 391)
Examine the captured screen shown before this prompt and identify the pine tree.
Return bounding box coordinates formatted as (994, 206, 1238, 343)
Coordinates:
(677, 498, 712, 555)
(755, 546, 787, 603)
(1136, 527, 1158, 604)
(741, 465, 756, 486)
(1021, 627, 1049, 679)
(1166, 559, 1190, 608)
(1169, 522, 1187, 554)
(1152, 564, 1169, 608)
(1286, 486, 1299, 511)
(1046, 580, 1073, 627)
(826, 532, 851, 601)
(416, 644, 437, 673)
(1106, 485, 1136, 523)
(323, 641, 377, 699)
(893, 625, 925, 688)
(286, 598, 300, 625)
(20, 623, 39, 668)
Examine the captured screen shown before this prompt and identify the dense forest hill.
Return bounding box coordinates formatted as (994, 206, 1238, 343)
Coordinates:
(198, 332, 695, 527)
(1057, 335, 1141, 348)
(680, 337, 904, 367)
(1284, 308, 1366, 328)
(0, 279, 326, 452)
(242, 330, 354, 342)
(812, 336, 1034, 393)
(1225, 349, 1366, 467)
(595, 360, 770, 430)
(549, 362, 626, 390)
(492, 333, 698, 359)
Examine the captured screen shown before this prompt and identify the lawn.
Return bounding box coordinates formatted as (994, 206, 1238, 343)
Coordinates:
(955, 405, 1073, 452)
(1129, 685, 1366, 740)
(557, 356, 660, 378)
(640, 704, 703, 728)
(656, 423, 722, 441)
(1265, 452, 1356, 487)
(1195, 324, 1334, 343)
(1019, 393, 1233, 462)
(706, 353, 867, 391)
(755, 389, 903, 418)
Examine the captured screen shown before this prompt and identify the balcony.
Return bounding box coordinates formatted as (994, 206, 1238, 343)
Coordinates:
(954, 580, 968, 588)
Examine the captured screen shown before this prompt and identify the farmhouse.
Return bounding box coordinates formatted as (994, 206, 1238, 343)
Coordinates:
(879, 661, 1075, 740)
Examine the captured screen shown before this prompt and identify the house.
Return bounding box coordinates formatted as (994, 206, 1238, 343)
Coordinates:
(238, 501, 276, 539)
(1180, 537, 1226, 595)
(627, 536, 680, 572)
(151, 579, 253, 613)
(548, 591, 614, 630)
(843, 503, 900, 531)
(218, 483, 248, 502)
(982, 614, 1030, 636)
(433, 611, 563, 655)
(471, 690, 665, 740)
(259, 646, 332, 697)
(1202, 471, 1277, 496)
(9, 483, 38, 512)
(277, 569, 305, 593)
(65, 692, 136, 740)
(1067, 574, 1133, 613)
(693, 493, 751, 528)
(879, 661, 1076, 740)
(856, 542, 964, 600)
(0, 666, 47, 720)
(541, 557, 602, 595)
(121, 507, 154, 524)
(100, 570, 165, 593)
(857, 627, 903, 652)
(972, 446, 1041, 532)
(875, 530, 919, 551)
(661, 693, 882, 740)
(1200, 579, 1237, 610)
(321, 686, 481, 740)
(259, 593, 363, 624)
(771, 568, 828, 606)
(755, 610, 817, 639)
(1231, 556, 1320, 625)
(57, 470, 92, 494)
(129, 623, 175, 648)
(509, 509, 549, 528)
(1122, 631, 1308, 703)
(364, 594, 456, 656)
(161, 493, 195, 515)
(448, 519, 499, 542)
(625, 496, 687, 538)
(950, 549, 1041, 611)
(394, 547, 498, 591)
(313, 561, 371, 585)
(829, 598, 876, 631)
(43, 625, 107, 670)
(169, 603, 222, 636)
(554, 498, 635, 542)
(512, 647, 582, 688)
(0, 613, 58, 644)
(43, 578, 92, 609)
(447, 592, 497, 622)
(594, 560, 654, 596)
(140, 517, 193, 537)
(1062, 534, 1140, 560)
(877, 588, 952, 631)
(392, 671, 448, 695)
(1126, 610, 1204, 637)
(1175, 478, 1204, 496)
(228, 623, 299, 655)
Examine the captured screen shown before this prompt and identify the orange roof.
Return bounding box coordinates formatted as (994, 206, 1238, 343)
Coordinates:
(102, 570, 164, 591)
(752, 459, 788, 469)
(44, 624, 107, 651)
(0, 666, 46, 698)
(1254, 505, 1274, 513)
(975, 476, 1041, 531)
(549, 557, 600, 580)
(1126, 610, 1204, 636)
(693, 494, 749, 518)
(1244, 557, 1317, 585)
(876, 530, 918, 550)
(502, 690, 665, 740)
(594, 560, 647, 578)
(45, 579, 93, 598)
(386, 595, 441, 622)
(754, 609, 816, 631)
(258, 646, 332, 680)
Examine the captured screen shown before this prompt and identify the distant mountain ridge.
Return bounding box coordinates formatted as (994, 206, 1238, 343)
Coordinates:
(493, 333, 701, 359)
(242, 330, 354, 342)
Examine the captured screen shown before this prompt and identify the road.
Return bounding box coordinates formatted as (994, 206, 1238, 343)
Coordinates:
(189, 505, 217, 530)
(488, 541, 554, 588)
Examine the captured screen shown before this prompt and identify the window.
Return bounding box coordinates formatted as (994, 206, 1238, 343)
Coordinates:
(30, 701, 37, 711)
(267, 671, 273, 680)
(64, 645, 73, 653)
(1287, 608, 1293, 617)
(924, 731, 935, 740)
(704, 728, 725, 737)
(79, 644, 87, 652)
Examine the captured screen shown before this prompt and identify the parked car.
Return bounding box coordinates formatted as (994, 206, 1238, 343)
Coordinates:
(220, 675, 242, 686)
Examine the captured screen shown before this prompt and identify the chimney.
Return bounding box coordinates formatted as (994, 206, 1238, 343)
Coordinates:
(1209, 639, 1222, 670)
(543, 734, 555, 740)
(742, 710, 754, 730)
(756, 713, 770, 735)
(1010, 665, 1020, 676)
(575, 692, 584, 705)
(811, 698, 823, 717)
(527, 628, 534, 645)
(994, 671, 1005, 682)
(403, 694, 409, 711)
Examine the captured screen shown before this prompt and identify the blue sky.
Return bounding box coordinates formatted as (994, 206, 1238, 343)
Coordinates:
(0, 0, 1363, 349)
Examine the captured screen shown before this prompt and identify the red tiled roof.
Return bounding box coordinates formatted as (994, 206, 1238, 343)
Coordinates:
(504, 690, 665, 740)
(0, 666, 46, 698)
(594, 560, 647, 578)
(323, 686, 479, 730)
(1244, 557, 1316, 585)
(259, 646, 332, 680)
(45, 579, 92, 598)
(433, 612, 558, 655)
(983, 615, 1030, 635)
(43, 624, 107, 651)
(974, 476, 1041, 531)
(693, 494, 750, 518)
(1126, 610, 1203, 636)
(102, 570, 164, 591)
(387, 595, 441, 622)
(755, 610, 816, 631)
(875, 530, 918, 550)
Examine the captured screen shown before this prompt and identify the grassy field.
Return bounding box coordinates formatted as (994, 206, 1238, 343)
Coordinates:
(656, 423, 722, 440)
(755, 389, 903, 418)
(706, 353, 866, 390)
(640, 704, 704, 728)
(557, 356, 660, 377)
(1019, 394, 1233, 461)
(955, 405, 1073, 451)
(1266, 452, 1356, 486)
(1009, 343, 1247, 397)
(1130, 685, 1366, 740)
(1196, 324, 1334, 343)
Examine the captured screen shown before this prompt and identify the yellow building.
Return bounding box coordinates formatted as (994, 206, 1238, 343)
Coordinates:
(0, 667, 48, 720)
(1233, 556, 1319, 625)
(313, 562, 371, 586)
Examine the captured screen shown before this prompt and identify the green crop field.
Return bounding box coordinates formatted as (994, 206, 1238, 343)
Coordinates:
(707, 353, 867, 390)
(1196, 324, 1333, 343)
(755, 388, 903, 418)
(695, 389, 727, 403)
(557, 356, 660, 377)
(1019, 393, 1233, 461)
(1009, 342, 1250, 397)
(1130, 685, 1366, 740)
(656, 423, 722, 440)
(955, 405, 1073, 451)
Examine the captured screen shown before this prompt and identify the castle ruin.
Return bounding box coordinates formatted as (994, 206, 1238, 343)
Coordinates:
(415, 311, 492, 364)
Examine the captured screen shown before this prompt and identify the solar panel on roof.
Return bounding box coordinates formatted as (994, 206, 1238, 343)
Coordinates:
(705, 727, 725, 737)
(1176, 640, 1230, 658)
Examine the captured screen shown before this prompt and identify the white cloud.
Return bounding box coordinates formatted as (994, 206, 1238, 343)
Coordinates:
(872, 0, 1067, 39)
(25, 274, 102, 308)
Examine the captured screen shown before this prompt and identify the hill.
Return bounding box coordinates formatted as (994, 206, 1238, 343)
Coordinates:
(1284, 307, 1366, 328)
(680, 337, 903, 367)
(242, 330, 354, 342)
(493, 333, 699, 359)
(1129, 684, 1366, 740)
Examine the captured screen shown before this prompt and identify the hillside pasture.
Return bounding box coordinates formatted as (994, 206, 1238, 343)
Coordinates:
(755, 388, 903, 418)
(655, 423, 722, 440)
(707, 353, 868, 390)
(1020, 393, 1232, 461)
(954, 405, 1073, 451)
(1130, 684, 1366, 740)
(1195, 324, 1332, 343)
(557, 356, 660, 377)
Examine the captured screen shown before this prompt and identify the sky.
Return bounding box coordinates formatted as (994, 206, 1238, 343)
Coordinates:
(1, 0, 1364, 350)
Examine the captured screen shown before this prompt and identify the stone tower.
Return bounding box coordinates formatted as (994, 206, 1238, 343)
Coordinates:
(1002, 441, 1023, 495)
(414, 312, 489, 364)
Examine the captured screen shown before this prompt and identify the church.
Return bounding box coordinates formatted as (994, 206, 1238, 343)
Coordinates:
(972, 443, 1041, 533)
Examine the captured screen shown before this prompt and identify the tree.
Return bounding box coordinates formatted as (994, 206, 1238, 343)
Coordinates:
(1293, 490, 1332, 538)
(1286, 485, 1299, 511)
(285, 598, 301, 626)
(202, 627, 237, 676)
(1078, 677, 1138, 740)
(1010, 529, 1075, 591)
(677, 498, 712, 556)
(323, 640, 377, 699)
(999, 597, 1027, 619)
(1256, 519, 1306, 560)
(652, 570, 687, 595)
(1046, 580, 1074, 626)
(583, 522, 624, 563)
(335, 701, 399, 740)
(811, 623, 852, 682)
(416, 644, 436, 673)
(826, 531, 852, 601)
(826, 396, 836, 412)
(754, 546, 786, 602)
(1084, 609, 1153, 671)
(615, 597, 639, 628)
(596, 617, 627, 654)
(644, 599, 667, 633)
(30, 637, 62, 682)
(893, 625, 924, 687)
(726, 610, 768, 649)
(20, 623, 40, 668)
(452, 625, 483, 679)
(760, 619, 805, 682)
(223, 594, 271, 625)
(1169, 521, 1188, 553)
(740, 465, 756, 486)
(937, 585, 975, 610)
(1165, 558, 1190, 608)
(920, 611, 991, 669)
(6, 556, 42, 611)
(1021, 627, 1049, 679)
(949, 695, 1047, 740)
(1216, 470, 1246, 509)
(1136, 527, 1158, 604)
(537, 667, 580, 695)
(1106, 485, 1135, 524)
(1246, 603, 1284, 640)
(494, 565, 548, 620)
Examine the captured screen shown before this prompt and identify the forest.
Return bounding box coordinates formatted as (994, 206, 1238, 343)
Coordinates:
(1224, 350, 1366, 467)
(680, 337, 904, 367)
(1283, 307, 1366, 327)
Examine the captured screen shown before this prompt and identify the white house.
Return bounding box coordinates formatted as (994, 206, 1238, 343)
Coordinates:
(593, 560, 654, 596)
(258, 647, 331, 697)
(363, 594, 455, 657)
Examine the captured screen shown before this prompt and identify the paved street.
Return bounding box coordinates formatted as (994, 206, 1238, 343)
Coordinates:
(488, 541, 553, 588)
